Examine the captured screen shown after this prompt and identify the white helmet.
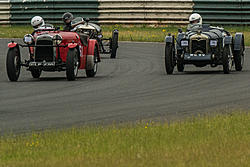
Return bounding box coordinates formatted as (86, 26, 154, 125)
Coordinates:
(31, 16, 45, 29)
(189, 13, 202, 24)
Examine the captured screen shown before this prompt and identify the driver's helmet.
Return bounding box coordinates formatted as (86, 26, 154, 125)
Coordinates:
(31, 16, 45, 29)
(62, 12, 73, 24)
(189, 13, 202, 24)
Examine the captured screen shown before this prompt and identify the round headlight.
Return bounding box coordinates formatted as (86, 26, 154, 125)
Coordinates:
(210, 40, 217, 47)
(98, 34, 103, 39)
(53, 34, 62, 45)
(181, 40, 189, 47)
(23, 34, 34, 45)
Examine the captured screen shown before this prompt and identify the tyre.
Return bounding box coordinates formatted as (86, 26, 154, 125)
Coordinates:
(177, 51, 184, 72)
(234, 40, 244, 71)
(110, 30, 118, 59)
(66, 48, 79, 81)
(165, 43, 175, 74)
(6, 47, 21, 81)
(86, 46, 98, 77)
(222, 45, 233, 74)
(177, 61, 184, 72)
(31, 69, 42, 78)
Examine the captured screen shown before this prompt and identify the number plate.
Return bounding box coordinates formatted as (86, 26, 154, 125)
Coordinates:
(43, 62, 55, 66)
(29, 62, 55, 66)
(24, 37, 32, 43)
(190, 54, 206, 57)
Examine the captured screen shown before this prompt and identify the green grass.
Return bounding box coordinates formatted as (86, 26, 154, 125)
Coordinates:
(0, 112, 249, 167)
(1, 25, 250, 45)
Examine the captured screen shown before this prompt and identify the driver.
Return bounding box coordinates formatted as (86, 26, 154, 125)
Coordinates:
(62, 12, 74, 31)
(189, 13, 202, 25)
(31, 16, 45, 29)
(62, 12, 85, 31)
(187, 13, 203, 31)
(31, 16, 45, 35)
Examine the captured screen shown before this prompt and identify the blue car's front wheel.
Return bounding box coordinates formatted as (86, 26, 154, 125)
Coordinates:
(6, 47, 21, 81)
(222, 45, 233, 74)
(165, 43, 175, 74)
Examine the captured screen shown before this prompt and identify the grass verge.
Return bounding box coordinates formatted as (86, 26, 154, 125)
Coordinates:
(1, 25, 250, 45)
(0, 112, 249, 167)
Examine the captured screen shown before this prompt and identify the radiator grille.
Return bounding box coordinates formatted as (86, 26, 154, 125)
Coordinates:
(191, 40, 207, 54)
(35, 40, 54, 62)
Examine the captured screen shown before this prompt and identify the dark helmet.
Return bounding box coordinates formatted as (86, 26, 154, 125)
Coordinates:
(62, 12, 73, 23)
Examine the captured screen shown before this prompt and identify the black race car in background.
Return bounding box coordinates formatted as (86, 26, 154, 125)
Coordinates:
(72, 17, 119, 59)
(165, 24, 245, 74)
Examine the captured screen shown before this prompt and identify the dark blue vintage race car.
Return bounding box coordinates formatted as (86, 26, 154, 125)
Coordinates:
(165, 24, 245, 74)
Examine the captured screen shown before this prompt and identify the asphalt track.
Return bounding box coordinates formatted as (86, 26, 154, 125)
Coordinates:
(1, 39, 250, 134)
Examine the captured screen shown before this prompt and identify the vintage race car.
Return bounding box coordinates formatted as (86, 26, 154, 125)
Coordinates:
(71, 17, 119, 58)
(165, 24, 245, 74)
(6, 24, 100, 81)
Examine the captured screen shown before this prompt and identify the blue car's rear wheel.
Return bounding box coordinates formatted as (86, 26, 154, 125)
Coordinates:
(234, 40, 244, 71)
(31, 69, 42, 78)
(177, 50, 184, 72)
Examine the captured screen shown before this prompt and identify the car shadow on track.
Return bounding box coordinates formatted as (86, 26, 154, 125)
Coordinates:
(100, 56, 121, 59)
(15, 75, 109, 82)
(13, 77, 69, 82)
(174, 70, 242, 75)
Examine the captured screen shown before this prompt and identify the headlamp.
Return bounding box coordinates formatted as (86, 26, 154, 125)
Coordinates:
(181, 40, 189, 47)
(53, 34, 63, 45)
(210, 40, 217, 47)
(98, 34, 103, 39)
(23, 34, 34, 45)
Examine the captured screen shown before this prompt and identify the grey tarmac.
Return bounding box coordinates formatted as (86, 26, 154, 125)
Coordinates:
(0, 39, 250, 134)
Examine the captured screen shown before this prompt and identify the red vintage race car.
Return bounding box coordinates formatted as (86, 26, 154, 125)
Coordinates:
(6, 24, 100, 81)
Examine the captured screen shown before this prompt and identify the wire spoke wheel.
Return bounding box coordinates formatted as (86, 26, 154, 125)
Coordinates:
(234, 40, 244, 71)
(66, 48, 79, 81)
(86, 45, 98, 77)
(110, 30, 119, 59)
(6, 47, 21, 81)
(165, 43, 175, 74)
(222, 45, 233, 74)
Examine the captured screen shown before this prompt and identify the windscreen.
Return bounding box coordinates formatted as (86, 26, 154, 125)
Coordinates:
(71, 17, 84, 25)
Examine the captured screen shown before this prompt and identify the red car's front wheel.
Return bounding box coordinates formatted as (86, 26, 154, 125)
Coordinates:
(86, 45, 98, 77)
(66, 48, 79, 81)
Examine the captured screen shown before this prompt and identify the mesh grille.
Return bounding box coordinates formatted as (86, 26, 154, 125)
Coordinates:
(35, 40, 54, 62)
(191, 40, 207, 54)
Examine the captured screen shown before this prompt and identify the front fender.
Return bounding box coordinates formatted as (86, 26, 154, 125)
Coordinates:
(165, 36, 173, 43)
(87, 39, 100, 62)
(8, 42, 17, 48)
(87, 39, 98, 55)
(68, 43, 78, 49)
(224, 36, 232, 45)
(176, 33, 185, 50)
(234, 33, 245, 51)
